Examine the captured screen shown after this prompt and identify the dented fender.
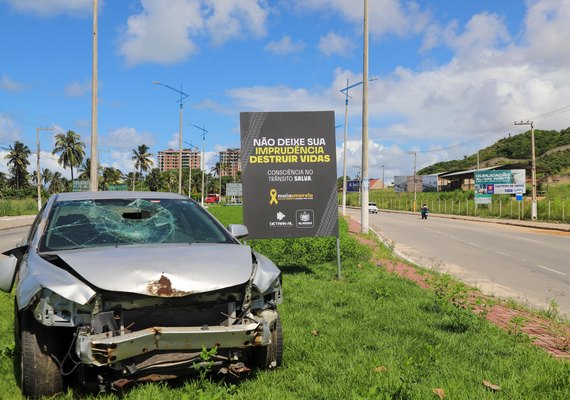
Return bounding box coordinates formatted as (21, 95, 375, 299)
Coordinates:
(16, 251, 96, 310)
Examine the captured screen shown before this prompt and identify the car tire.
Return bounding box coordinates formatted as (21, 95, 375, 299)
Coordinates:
(254, 317, 283, 369)
(19, 310, 63, 398)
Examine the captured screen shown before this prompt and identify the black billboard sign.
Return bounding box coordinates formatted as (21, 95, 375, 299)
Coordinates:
(240, 111, 339, 239)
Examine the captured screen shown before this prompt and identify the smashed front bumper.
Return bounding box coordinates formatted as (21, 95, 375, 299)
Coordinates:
(77, 323, 258, 366)
(75, 309, 278, 367)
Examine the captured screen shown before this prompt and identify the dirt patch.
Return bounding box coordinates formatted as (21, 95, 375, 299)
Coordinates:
(346, 216, 570, 359)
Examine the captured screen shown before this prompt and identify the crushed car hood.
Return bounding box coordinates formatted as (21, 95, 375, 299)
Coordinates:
(55, 243, 254, 296)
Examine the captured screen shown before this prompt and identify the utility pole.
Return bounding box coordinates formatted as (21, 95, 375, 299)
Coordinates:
(36, 127, 54, 210)
(360, 0, 370, 234)
(406, 151, 418, 212)
(192, 124, 208, 206)
(514, 120, 537, 220)
(90, 0, 98, 191)
(381, 165, 385, 189)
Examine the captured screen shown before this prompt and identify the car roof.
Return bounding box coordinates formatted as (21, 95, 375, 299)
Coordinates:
(52, 191, 188, 202)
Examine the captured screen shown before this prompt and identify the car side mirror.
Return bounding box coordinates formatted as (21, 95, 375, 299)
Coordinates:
(227, 224, 248, 239)
(0, 255, 18, 293)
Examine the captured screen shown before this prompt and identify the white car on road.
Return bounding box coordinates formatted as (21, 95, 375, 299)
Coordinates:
(368, 202, 379, 214)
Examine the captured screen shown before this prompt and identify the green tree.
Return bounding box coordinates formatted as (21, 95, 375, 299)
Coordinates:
(49, 171, 66, 194)
(4, 140, 31, 190)
(101, 167, 123, 190)
(52, 130, 86, 184)
(78, 157, 92, 180)
(131, 144, 154, 186)
(41, 168, 53, 188)
(145, 168, 164, 192)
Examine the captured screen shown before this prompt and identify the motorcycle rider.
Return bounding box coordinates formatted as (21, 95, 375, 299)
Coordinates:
(421, 203, 429, 219)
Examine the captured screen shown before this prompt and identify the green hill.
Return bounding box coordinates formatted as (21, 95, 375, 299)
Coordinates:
(418, 127, 570, 175)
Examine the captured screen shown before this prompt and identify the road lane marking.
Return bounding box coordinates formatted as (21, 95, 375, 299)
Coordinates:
(468, 242, 480, 247)
(496, 251, 513, 258)
(536, 265, 567, 276)
(516, 237, 546, 245)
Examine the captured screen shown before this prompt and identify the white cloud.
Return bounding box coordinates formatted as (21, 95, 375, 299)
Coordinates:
(119, 0, 203, 66)
(64, 80, 91, 97)
(0, 74, 28, 91)
(0, 114, 21, 143)
(226, 85, 337, 113)
(204, 0, 269, 45)
(293, 0, 430, 38)
(225, 1, 570, 177)
(101, 127, 156, 150)
(0, 0, 94, 17)
(167, 132, 181, 149)
(318, 32, 353, 57)
(265, 35, 305, 55)
(523, 0, 570, 66)
(119, 0, 270, 66)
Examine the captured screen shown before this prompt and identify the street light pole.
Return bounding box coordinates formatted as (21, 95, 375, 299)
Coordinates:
(514, 120, 537, 220)
(90, 0, 98, 192)
(361, 0, 370, 234)
(339, 77, 377, 216)
(381, 165, 385, 189)
(406, 151, 417, 212)
(184, 140, 199, 199)
(192, 124, 208, 206)
(153, 81, 188, 194)
(36, 127, 54, 210)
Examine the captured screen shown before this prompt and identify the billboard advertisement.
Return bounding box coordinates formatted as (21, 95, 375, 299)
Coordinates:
(394, 176, 408, 192)
(475, 169, 526, 194)
(475, 169, 526, 204)
(422, 175, 438, 192)
(394, 176, 437, 192)
(240, 111, 339, 239)
(347, 180, 360, 192)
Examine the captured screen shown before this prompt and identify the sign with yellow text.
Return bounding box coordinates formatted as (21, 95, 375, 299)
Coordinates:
(240, 111, 338, 239)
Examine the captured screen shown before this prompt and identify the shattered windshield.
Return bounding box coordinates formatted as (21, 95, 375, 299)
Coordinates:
(39, 198, 233, 251)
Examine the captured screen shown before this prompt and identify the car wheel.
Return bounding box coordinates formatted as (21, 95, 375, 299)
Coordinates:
(254, 317, 283, 369)
(19, 310, 63, 398)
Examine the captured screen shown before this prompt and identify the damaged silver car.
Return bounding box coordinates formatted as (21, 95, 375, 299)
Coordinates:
(0, 191, 283, 397)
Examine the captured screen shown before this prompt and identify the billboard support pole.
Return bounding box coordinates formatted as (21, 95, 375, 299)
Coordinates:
(336, 236, 341, 279)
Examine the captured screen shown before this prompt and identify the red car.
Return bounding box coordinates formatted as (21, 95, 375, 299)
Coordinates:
(205, 194, 220, 203)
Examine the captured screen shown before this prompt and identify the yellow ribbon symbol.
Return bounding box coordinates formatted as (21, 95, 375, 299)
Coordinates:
(269, 189, 278, 205)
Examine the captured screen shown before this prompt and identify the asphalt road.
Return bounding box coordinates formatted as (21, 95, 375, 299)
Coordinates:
(0, 226, 29, 252)
(347, 209, 570, 315)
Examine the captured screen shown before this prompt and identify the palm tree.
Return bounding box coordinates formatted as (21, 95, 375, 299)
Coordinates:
(78, 157, 91, 179)
(101, 167, 122, 190)
(52, 130, 86, 184)
(49, 171, 66, 194)
(41, 168, 53, 188)
(0, 171, 7, 193)
(4, 140, 31, 189)
(145, 168, 164, 192)
(131, 144, 153, 186)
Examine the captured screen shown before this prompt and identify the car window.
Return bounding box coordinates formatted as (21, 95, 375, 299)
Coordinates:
(39, 198, 234, 252)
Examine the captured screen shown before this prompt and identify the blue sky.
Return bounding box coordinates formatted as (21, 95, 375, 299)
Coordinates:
(1, 0, 569, 184)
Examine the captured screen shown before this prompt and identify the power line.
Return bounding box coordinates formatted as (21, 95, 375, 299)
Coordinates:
(417, 104, 570, 154)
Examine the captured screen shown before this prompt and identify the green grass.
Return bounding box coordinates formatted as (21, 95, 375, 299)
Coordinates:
(0, 198, 37, 217)
(1, 206, 569, 399)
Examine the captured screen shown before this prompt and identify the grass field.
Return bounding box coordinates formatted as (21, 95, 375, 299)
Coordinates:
(0, 205, 569, 399)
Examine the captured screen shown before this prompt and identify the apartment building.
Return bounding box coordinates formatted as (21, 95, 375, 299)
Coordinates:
(157, 149, 201, 172)
(219, 148, 241, 179)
